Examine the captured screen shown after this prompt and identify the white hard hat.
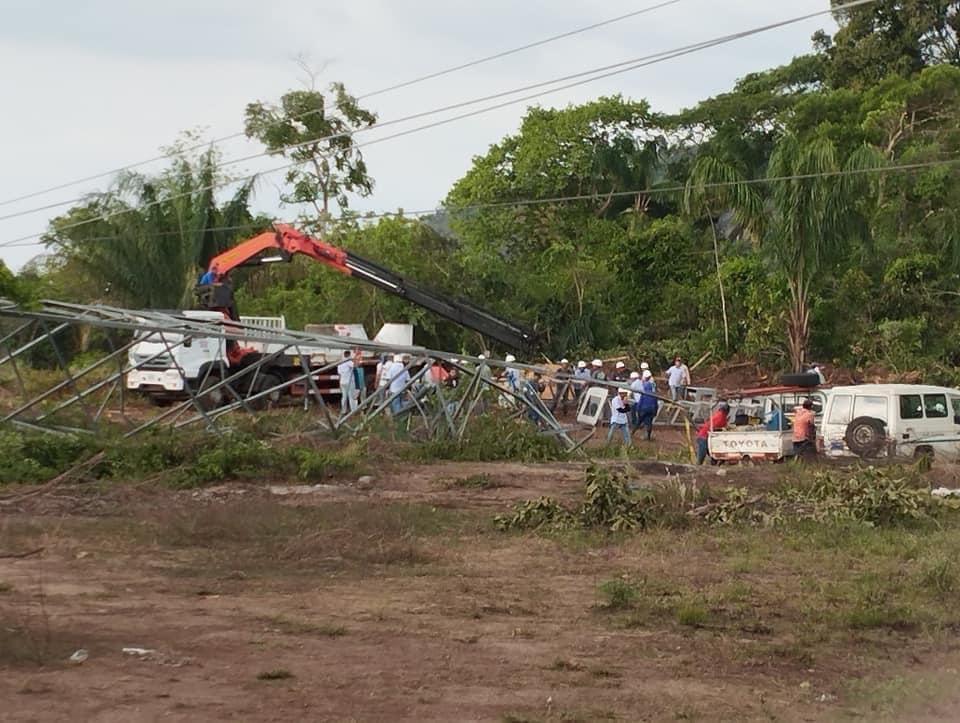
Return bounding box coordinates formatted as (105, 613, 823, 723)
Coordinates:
(629, 371, 640, 380)
(393, 353, 404, 362)
(478, 354, 486, 360)
(577, 361, 587, 369)
(560, 358, 569, 364)
(505, 354, 516, 363)
(643, 370, 653, 380)
(640, 362, 650, 370)
(591, 359, 603, 367)
(615, 361, 625, 369)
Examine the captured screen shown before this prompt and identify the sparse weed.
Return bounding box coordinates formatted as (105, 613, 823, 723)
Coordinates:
(598, 577, 640, 611)
(256, 668, 294, 681)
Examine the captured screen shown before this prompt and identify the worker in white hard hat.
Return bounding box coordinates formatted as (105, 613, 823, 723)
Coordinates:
(503, 354, 520, 392)
(612, 360, 629, 383)
(386, 353, 410, 416)
(552, 358, 576, 415)
(573, 360, 592, 404)
(591, 359, 606, 382)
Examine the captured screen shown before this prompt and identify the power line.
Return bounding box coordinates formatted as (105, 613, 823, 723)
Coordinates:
(0, 12, 736, 224)
(0, 0, 879, 248)
(0, 0, 686, 210)
(9, 156, 955, 251)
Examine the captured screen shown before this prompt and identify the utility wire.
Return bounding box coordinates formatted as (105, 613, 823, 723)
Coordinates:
(0, 0, 686, 209)
(8, 155, 954, 250)
(0, 0, 879, 248)
(0, 14, 736, 224)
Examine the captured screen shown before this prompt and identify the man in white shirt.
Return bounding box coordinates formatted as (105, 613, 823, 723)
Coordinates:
(387, 354, 410, 416)
(666, 357, 691, 401)
(337, 350, 356, 414)
(607, 389, 632, 447)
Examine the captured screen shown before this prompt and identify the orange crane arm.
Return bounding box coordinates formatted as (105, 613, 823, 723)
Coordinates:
(206, 224, 351, 280)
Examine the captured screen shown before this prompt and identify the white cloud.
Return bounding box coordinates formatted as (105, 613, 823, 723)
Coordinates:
(0, 0, 835, 270)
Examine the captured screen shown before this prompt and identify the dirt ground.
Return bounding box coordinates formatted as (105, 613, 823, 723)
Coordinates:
(4, 451, 960, 722)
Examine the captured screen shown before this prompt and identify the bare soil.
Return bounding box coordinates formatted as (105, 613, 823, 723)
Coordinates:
(3, 456, 960, 722)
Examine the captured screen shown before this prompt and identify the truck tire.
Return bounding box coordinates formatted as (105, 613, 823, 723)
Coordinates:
(844, 416, 887, 458)
(251, 373, 282, 411)
(780, 372, 820, 388)
(197, 373, 227, 412)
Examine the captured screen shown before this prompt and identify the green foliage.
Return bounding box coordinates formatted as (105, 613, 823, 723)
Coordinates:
(295, 441, 365, 481)
(0, 429, 99, 485)
(409, 412, 563, 463)
(43, 136, 268, 309)
(597, 577, 640, 610)
(245, 82, 376, 234)
(705, 467, 945, 527)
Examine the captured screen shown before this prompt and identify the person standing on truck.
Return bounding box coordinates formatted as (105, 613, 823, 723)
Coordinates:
(696, 402, 730, 465)
(667, 357, 691, 401)
(792, 399, 817, 458)
(607, 389, 632, 447)
(337, 350, 357, 415)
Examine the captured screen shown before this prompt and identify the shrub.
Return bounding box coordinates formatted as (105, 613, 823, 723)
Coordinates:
(598, 578, 639, 610)
(408, 411, 563, 463)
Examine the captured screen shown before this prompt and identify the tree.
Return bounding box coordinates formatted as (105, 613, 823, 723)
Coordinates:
(817, 1, 960, 88)
(44, 141, 266, 309)
(245, 82, 377, 237)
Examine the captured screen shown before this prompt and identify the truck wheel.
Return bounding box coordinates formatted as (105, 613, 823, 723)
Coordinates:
(844, 416, 887, 458)
(251, 374, 282, 411)
(780, 372, 820, 388)
(197, 374, 227, 412)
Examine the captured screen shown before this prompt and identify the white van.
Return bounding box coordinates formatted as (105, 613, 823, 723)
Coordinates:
(820, 384, 960, 460)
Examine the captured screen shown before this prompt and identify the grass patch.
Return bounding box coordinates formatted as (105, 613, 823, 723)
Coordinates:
(256, 668, 294, 681)
(675, 599, 710, 627)
(257, 615, 347, 637)
(597, 577, 640, 611)
(0, 581, 13, 594)
(444, 474, 501, 491)
(405, 412, 564, 463)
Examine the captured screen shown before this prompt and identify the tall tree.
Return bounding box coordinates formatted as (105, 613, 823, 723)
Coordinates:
(245, 82, 377, 237)
(44, 143, 265, 309)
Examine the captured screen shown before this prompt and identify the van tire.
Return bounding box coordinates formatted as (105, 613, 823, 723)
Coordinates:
(844, 416, 887, 457)
(781, 372, 820, 388)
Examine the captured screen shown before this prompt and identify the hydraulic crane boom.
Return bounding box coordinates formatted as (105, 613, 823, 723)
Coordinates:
(197, 224, 537, 351)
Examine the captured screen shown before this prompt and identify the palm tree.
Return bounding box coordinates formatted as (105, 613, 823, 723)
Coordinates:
(686, 135, 879, 369)
(46, 150, 265, 309)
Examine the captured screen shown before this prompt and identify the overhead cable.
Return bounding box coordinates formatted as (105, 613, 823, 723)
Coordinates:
(0, 0, 686, 209)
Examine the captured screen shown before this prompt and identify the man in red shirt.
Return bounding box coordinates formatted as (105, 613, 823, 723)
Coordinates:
(696, 402, 730, 465)
(792, 398, 816, 457)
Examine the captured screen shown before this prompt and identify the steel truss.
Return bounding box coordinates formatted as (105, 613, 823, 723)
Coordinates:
(0, 299, 699, 452)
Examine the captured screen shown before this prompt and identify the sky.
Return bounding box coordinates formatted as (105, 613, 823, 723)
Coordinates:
(0, 0, 840, 270)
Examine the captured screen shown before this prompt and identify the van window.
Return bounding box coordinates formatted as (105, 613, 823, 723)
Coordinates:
(899, 395, 923, 420)
(924, 394, 949, 419)
(952, 397, 960, 419)
(828, 395, 853, 425)
(854, 395, 888, 421)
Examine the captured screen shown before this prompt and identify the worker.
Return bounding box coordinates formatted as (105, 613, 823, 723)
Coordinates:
(695, 401, 730, 465)
(428, 359, 449, 386)
(553, 358, 576, 414)
(573, 361, 591, 402)
(636, 370, 659, 441)
(640, 362, 655, 391)
(591, 359, 606, 381)
(198, 269, 216, 285)
(764, 403, 785, 431)
(337, 350, 357, 415)
(523, 372, 546, 427)
(629, 371, 643, 428)
(810, 363, 826, 385)
(612, 361, 629, 382)
(387, 353, 410, 416)
(607, 389, 632, 447)
(792, 399, 817, 457)
(503, 354, 521, 393)
(374, 354, 390, 404)
(667, 357, 691, 401)
(351, 349, 365, 404)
